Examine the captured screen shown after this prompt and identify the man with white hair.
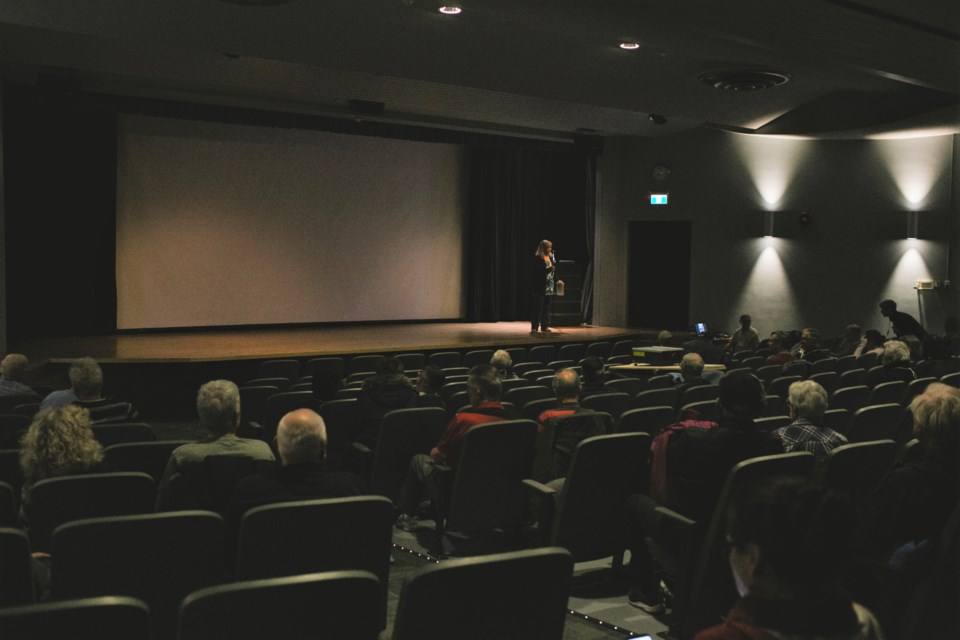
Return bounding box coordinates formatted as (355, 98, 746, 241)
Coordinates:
(773, 380, 847, 466)
(490, 350, 518, 379)
(0, 354, 39, 399)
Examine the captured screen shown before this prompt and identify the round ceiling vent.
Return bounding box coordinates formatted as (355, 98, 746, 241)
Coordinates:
(699, 70, 791, 91)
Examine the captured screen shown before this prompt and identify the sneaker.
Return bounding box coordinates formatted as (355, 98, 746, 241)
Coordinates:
(395, 514, 419, 532)
(627, 587, 665, 614)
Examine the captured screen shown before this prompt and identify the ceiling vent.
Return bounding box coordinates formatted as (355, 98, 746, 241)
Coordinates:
(699, 70, 791, 91)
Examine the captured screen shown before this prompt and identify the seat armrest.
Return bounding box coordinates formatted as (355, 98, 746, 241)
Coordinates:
(349, 441, 372, 456)
(523, 479, 558, 545)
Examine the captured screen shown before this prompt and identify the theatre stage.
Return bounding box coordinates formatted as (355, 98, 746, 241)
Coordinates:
(17, 321, 653, 365)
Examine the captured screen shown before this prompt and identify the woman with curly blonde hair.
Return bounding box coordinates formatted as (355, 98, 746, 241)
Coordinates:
(19, 405, 104, 526)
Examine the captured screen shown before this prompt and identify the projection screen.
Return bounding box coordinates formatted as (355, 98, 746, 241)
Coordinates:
(116, 115, 466, 329)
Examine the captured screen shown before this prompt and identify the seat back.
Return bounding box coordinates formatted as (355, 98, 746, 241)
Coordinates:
(317, 398, 360, 455)
(0, 596, 150, 640)
(256, 359, 300, 383)
(0, 481, 16, 527)
(462, 349, 494, 368)
(679, 384, 720, 406)
(348, 354, 384, 376)
(0, 449, 22, 510)
(103, 440, 191, 484)
(391, 547, 573, 640)
(618, 406, 675, 435)
(585, 341, 612, 359)
(847, 403, 904, 443)
(52, 511, 223, 637)
(0, 414, 30, 449)
(179, 571, 381, 640)
(870, 380, 907, 405)
(395, 352, 427, 372)
(522, 397, 560, 423)
(528, 345, 557, 365)
(369, 407, 447, 503)
(810, 356, 838, 374)
(645, 373, 675, 390)
(530, 411, 611, 483)
(90, 422, 156, 447)
(445, 420, 538, 533)
(679, 400, 720, 422)
(755, 364, 782, 385)
(905, 377, 936, 404)
(237, 496, 393, 627)
(808, 371, 839, 396)
(439, 381, 467, 401)
(165, 455, 274, 514)
(838, 367, 867, 387)
(823, 440, 897, 503)
(830, 385, 870, 414)
(239, 385, 280, 429)
(505, 385, 553, 408)
(0, 527, 34, 605)
(603, 377, 645, 396)
(505, 347, 528, 364)
(557, 343, 586, 362)
(753, 415, 792, 432)
(768, 375, 802, 401)
(426, 351, 461, 369)
(740, 356, 766, 370)
(551, 433, 651, 562)
(632, 387, 679, 409)
(823, 408, 851, 434)
(781, 360, 811, 378)
(580, 392, 630, 426)
(303, 357, 345, 380)
(28, 472, 156, 552)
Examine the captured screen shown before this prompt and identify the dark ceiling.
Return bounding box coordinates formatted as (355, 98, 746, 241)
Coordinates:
(1, 0, 958, 139)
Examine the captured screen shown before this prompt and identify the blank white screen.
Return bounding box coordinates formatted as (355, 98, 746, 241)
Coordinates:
(116, 115, 466, 329)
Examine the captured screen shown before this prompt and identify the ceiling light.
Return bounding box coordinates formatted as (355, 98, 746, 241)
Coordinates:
(619, 42, 640, 50)
(438, 5, 462, 14)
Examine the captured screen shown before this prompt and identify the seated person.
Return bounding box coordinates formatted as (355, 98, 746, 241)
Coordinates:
(227, 408, 367, 528)
(395, 364, 517, 531)
(52, 357, 137, 424)
(833, 324, 862, 357)
(413, 365, 447, 409)
(157, 380, 275, 509)
(683, 335, 725, 364)
(490, 350, 518, 379)
(579, 356, 608, 399)
(765, 331, 795, 366)
(675, 353, 710, 398)
(773, 380, 847, 467)
(793, 328, 829, 362)
(0, 353, 39, 399)
(866, 340, 916, 387)
(915, 335, 960, 379)
(696, 478, 883, 640)
(727, 314, 760, 354)
(536, 369, 581, 431)
(854, 329, 886, 358)
(355, 356, 417, 448)
(626, 370, 783, 612)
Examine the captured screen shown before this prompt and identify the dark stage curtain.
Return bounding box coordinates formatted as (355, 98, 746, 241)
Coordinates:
(466, 147, 591, 323)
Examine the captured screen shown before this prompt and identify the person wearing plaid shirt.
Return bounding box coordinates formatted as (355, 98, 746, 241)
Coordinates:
(774, 379, 847, 466)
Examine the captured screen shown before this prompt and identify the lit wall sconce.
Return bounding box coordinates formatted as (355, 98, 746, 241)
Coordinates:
(907, 210, 919, 239)
(763, 211, 775, 237)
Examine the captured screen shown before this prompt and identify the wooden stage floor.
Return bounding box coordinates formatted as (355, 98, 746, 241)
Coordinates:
(16, 322, 653, 365)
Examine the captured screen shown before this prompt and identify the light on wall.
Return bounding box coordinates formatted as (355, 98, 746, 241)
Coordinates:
(907, 210, 919, 239)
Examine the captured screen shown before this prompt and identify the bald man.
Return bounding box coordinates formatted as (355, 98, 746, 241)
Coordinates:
(536, 369, 583, 432)
(227, 408, 367, 524)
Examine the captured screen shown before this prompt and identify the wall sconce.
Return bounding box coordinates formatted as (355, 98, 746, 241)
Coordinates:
(763, 211, 775, 237)
(907, 210, 919, 239)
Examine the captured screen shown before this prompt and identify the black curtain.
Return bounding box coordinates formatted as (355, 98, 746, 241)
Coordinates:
(466, 147, 591, 322)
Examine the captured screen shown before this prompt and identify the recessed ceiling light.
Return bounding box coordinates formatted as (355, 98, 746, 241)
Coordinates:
(438, 5, 462, 14)
(619, 42, 641, 50)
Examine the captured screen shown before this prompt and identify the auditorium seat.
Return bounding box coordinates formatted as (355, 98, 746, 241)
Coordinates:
(940, 371, 960, 388)
(395, 352, 426, 372)
(0, 449, 22, 510)
(0, 414, 29, 449)
(239, 385, 280, 430)
(317, 398, 361, 467)
(0, 395, 39, 414)
(523, 368, 554, 382)
(12, 403, 38, 417)
(611, 340, 634, 357)
(856, 352, 880, 370)
(768, 375, 802, 401)
(505, 385, 553, 409)
(505, 346, 528, 365)
(905, 377, 936, 404)
(0, 526, 33, 605)
(546, 359, 576, 371)
(426, 351, 460, 369)
(462, 349, 494, 368)
(500, 377, 534, 394)
(584, 341, 612, 360)
(838, 367, 867, 388)
(302, 356, 345, 381)
(580, 393, 630, 427)
(557, 343, 585, 362)
(438, 381, 466, 402)
(810, 356, 838, 374)
(162, 456, 275, 514)
(179, 571, 382, 640)
(847, 404, 904, 443)
(829, 385, 870, 415)
(822, 440, 897, 503)
(529, 412, 613, 483)
(348, 355, 384, 376)
(679, 400, 719, 422)
(0, 596, 150, 640)
(91, 422, 156, 448)
(740, 356, 766, 370)
(103, 440, 191, 485)
(679, 384, 720, 407)
(632, 387, 679, 410)
(808, 371, 839, 396)
(869, 380, 907, 405)
(255, 359, 300, 384)
(753, 415, 791, 432)
(387, 547, 573, 640)
(603, 377, 644, 396)
(835, 354, 858, 373)
(645, 373, 675, 390)
(618, 406, 675, 435)
(0, 481, 16, 526)
(521, 398, 559, 424)
(535, 375, 557, 387)
(243, 376, 290, 391)
(527, 345, 557, 365)
(755, 364, 783, 386)
(823, 408, 850, 434)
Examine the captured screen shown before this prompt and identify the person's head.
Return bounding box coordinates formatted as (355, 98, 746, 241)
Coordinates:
(657, 330, 673, 345)
(844, 324, 861, 342)
(581, 356, 605, 384)
(276, 408, 327, 466)
(881, 339, 910, 366)
(680, 353, 705, 381)
(799, 328, 820, 350)
(786, 380, 828, 423)
(68, 357, 104, 400)
(490, 350, 513, 373)
(0, 354, 29, 382)
(375, 356, 405, 377)
(718, 369, 766, 420)
(863, 329, 885, 349)
(535, 239, 553, 258)
(944, 316, 960, 335)
(552, 369, 581, 402)
(879, 299, 897, 318)
(726, 477, 854, 598)
(310, 370, 343, 403)
(768, 331, 788, 353)
(197, 379, 241, 437)
(19, 405, 103, 483)
(416, 365, 446, 394)
(921, 335, 951, 361)
(466, 364, 501, 405)
(910, 382, 960, 452)
(739, 314, 752, 329)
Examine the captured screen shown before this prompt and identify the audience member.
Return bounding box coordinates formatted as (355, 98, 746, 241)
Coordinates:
(793, 328, 829, 362)
(773, 380, 847, 467)
(675, 353, 710, 397)
(765, 331, 795, 366)
(854, 329, 885, 358)
(579, 356, 607, 399)
(395, 364, 516, 531)
(18, 405, 105, 530)
(536, 369, 581, 431)
(355, 356, 417, 448)
(657, 330, 673, 346)
(413, 365, 446, 409)
(0, 353, 39, 399)
(227, 408, 367, 525)
(490, 350, 518, 379)
(157, 380, 275, 508)
(310, 370, 343, 404)
(879, 299, 926, 340)
(867, 340, 916, 387)
(625, 370, 783, 612)
(45, 357, 138, 423)
(683, 334, 725, 365)
(834, 324, 862, 357)
(727, 314, 760, 353)
(916, 335, 960, 379)
(695, 478, 883, 640)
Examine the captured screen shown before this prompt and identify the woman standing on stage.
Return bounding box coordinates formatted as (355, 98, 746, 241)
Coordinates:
(531, 239, 560, 333)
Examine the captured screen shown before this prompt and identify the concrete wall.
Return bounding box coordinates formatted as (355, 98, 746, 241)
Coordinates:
(595, 128, 959, 340)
